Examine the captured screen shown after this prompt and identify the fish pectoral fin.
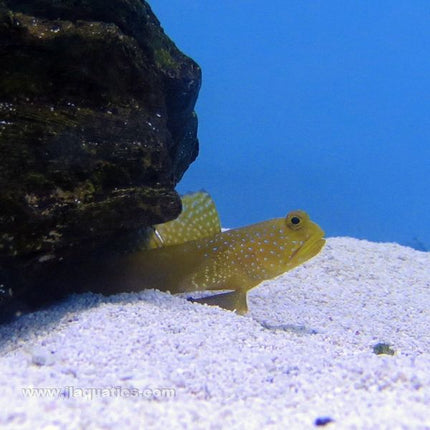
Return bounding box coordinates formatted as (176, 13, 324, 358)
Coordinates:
(189, 290, 248, 315)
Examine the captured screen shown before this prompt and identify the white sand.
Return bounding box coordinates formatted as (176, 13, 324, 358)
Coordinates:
(0, 237, 429, 429)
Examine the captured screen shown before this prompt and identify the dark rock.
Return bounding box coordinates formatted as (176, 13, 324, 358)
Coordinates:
(0, 0, 201, 320)
(314, 417, 335, 426)
(372, 342, 395, 355)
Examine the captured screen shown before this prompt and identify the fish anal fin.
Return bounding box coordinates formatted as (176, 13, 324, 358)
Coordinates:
(189, 290, 249, 315)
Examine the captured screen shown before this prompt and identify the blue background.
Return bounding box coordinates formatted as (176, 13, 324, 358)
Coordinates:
(151, 1, 429, 250)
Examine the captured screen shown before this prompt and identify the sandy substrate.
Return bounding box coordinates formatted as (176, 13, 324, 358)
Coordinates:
(0, 237, 429, 429)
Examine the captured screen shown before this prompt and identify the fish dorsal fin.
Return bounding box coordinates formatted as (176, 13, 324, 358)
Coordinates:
(145, 191, 221, 249)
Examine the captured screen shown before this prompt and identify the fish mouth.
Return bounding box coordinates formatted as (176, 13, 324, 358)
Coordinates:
(303, 237, 326, 259)
(294, 226, 326, 261)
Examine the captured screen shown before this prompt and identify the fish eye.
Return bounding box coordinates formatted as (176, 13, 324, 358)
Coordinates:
(291, 216, 301, 225)
(286, 211, 308, 230)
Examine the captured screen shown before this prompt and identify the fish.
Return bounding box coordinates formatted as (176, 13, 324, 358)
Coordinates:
(80, 191, 325, 314)
(145, 191, 221, 248)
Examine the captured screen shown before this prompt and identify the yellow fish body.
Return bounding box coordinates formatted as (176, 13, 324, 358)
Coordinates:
(89, 191, 325, 314)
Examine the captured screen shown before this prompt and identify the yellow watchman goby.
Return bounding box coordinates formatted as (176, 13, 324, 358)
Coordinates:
(76, 191, 325, 314)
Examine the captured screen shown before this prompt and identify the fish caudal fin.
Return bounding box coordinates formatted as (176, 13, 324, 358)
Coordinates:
(189, 290, 249, 315)
(145, 191, 221, 249)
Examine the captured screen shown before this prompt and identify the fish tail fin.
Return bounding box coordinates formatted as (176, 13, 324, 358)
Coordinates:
(145, 191, 221, 249)
(189, 290, 249, 315)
